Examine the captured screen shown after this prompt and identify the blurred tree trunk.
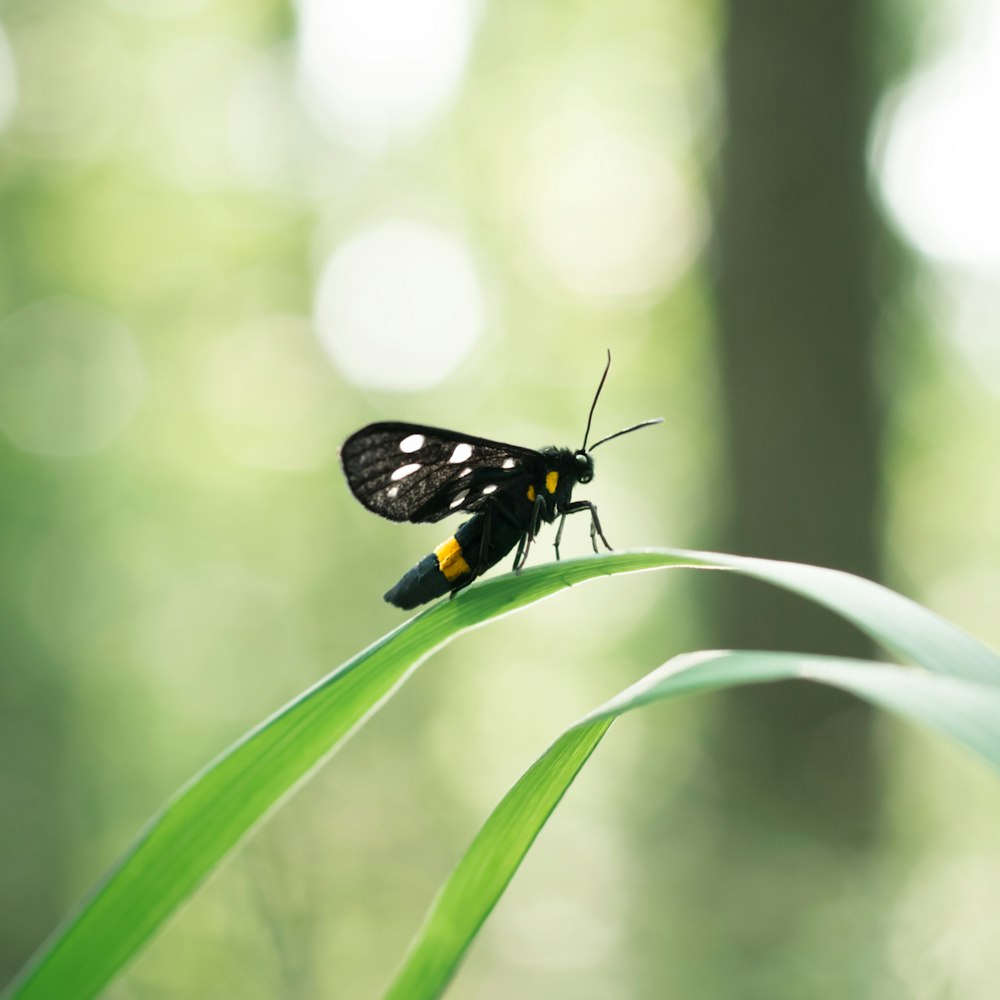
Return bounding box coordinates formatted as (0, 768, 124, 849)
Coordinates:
(711, 0, 883, 827)
(650, 0, 888, 996)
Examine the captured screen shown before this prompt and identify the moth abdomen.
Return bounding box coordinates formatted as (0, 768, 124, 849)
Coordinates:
(383, 511, 525, 608)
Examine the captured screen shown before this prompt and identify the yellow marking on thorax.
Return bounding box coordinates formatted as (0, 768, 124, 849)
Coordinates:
(527, 484, 536, 502)
(545, 471, 559, 494)
(434, 536, 471, 582)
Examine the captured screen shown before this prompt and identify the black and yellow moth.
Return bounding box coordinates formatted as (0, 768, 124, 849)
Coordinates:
(340, 353, 661, 609)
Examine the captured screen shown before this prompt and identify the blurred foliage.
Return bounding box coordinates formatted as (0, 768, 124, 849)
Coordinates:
(0, 0, 998, 998)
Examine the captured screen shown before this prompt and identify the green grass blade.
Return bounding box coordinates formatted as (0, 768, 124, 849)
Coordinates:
(5, 549, 997, 1000)
(383, 719, 615, 1000)
(386, 651, 1000, 1000)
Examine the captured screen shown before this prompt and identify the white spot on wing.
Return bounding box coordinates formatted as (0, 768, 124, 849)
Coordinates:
(387, 485, 400, 498)
(449, 489, 469, 508)
(449, 442, 473, 463)
(459, 466, 472, 478)
(502, 458, 516, 469)
(400, 433, 425, 453)
(391, 462, 421, 480)
(482, 484, 497, 495)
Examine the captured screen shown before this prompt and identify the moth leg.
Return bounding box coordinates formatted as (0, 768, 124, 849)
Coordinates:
(448, 507, 494, 601)
(511, 532, 528, 574)
(476, 502, 494, 575)
(513, 494, 548, 572)
(553, 513, 568, 561)
(557, 500, 613, 554)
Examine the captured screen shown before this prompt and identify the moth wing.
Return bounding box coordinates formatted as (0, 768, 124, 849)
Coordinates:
(340, 422, 541, 523)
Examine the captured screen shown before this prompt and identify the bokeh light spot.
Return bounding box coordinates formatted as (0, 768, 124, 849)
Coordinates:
(314, 219, 485, 391)
(0, 20, 17, 133)
(874, 1, 1000, 268)
(0, 297, 145, 457)
(891, 854, 1000, 1000)
(295, 0, 476, 146)
(5, 9, 124, 161)
(140, 35, 251, 190)
(227, 45, 332, 198)
(523, 126, 700, 301)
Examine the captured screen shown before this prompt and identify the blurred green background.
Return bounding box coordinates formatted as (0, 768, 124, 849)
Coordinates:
(1, 0, 999, 997)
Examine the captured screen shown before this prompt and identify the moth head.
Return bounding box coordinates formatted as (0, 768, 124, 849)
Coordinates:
(574, 450, 594, 485)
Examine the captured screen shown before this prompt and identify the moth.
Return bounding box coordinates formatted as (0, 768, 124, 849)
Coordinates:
(341, 352, 661, 609)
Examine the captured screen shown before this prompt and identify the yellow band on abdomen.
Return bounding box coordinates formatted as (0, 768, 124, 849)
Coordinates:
(545, 471, 559, 494)
(434, 536, 471, 582)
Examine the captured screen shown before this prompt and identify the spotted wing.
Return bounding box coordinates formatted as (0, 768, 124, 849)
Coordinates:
(341, 422, 542, 523)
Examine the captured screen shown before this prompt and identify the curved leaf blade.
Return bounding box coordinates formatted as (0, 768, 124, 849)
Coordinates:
(5, 549, 997, 1000)
(386, 651, 1000, 1000)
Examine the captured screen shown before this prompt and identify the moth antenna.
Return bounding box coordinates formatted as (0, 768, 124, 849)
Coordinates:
(588, 417, 664, 451)
(581, 349, 612, 451)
